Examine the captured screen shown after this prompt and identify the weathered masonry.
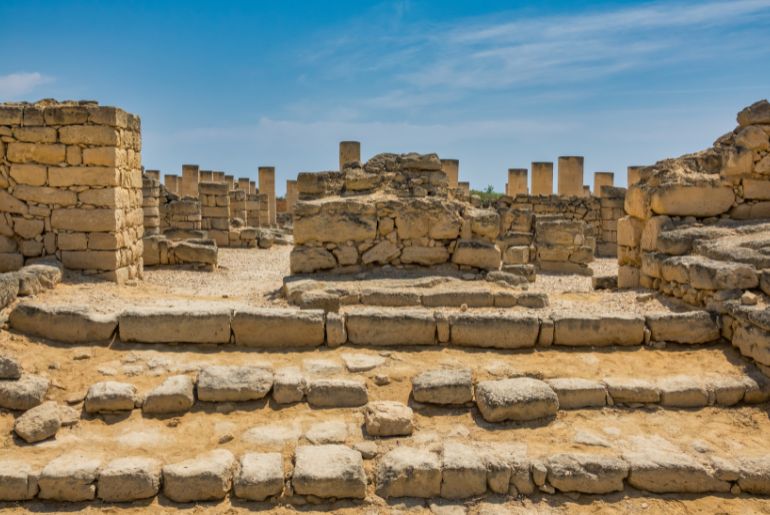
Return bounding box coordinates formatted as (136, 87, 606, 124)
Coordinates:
(0, 100, 143, 282)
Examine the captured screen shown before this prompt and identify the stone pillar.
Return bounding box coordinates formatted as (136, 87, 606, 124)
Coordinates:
(506, 168, 528, 196)
(557, 156, 584, 197)
(200, 170, 214, 182)
(238, 177, 250, 192)
(224, 174, 235, 190)
(164, 174, 180, 195)
(146, 169, 160, 181)
(458, 182, 470, 196)
(142, 176, 161, 236)
(181, 164, 200, 198)
(199, 183, 229, 246)
(594, 172, 614, 197)
(339, 141, 361, 170)
(213, 171, 225, 183)
(627, 166, 644, 187)
(531, 162, 554, 195)
(259, 166, 277, 226)
(440, 159, 459, 189)
(286, 180, 298, 213)
(249, 181, 256, 195)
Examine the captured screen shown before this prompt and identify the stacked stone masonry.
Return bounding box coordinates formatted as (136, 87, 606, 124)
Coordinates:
(0, 100, 143, 282)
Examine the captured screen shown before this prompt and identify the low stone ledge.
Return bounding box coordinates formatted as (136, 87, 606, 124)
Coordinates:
(545, 378, 607, 409)
(345, 308, 436, 346)
(197, 365, 273, 402)
(623, 448, 730, 493)
(546, 453, 628, 494)
(646, 311, 720, 344)
(305, 378, 368, 408)
(448, 312, 539, 349)
(118, 307, 232, 344)
(231, 308, 324, 348)
(9, 303, 117, 343)
(552, 314, 645, 346)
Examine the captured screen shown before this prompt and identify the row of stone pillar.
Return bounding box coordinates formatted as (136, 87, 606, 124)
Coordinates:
(504, 160, 646, 197)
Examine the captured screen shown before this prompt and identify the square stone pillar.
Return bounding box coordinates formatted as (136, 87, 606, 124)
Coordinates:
(146, 169, 160, 181)
(557, 156, 584, 197)
(238, 177, 250, 191)
(440, 159, 459, 189)
(594, 172, 614, 197)
(164, 174, 180, 195)
(339, 141, 361, 171)
(249, 181, 256, 195)
(506, 168, 528, 196)
(531, 162, 553, 195)
(259, 166, 277, 226)
(200, 170, 214, 182)
(286, 179, 298, 213)
(458, 181, 470, 196)
(225, 174, 235, 190)
(181, 164, 199, 198)
(627, 166, 643, 187)
(213, 171, 225, 183)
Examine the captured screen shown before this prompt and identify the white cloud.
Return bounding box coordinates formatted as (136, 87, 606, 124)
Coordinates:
(0, 72, 53, 99)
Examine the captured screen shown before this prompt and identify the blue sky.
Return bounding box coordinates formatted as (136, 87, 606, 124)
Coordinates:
(2, 0, 770, 195)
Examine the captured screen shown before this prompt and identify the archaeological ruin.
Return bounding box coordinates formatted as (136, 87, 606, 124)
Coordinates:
(1, 98, 770, 512)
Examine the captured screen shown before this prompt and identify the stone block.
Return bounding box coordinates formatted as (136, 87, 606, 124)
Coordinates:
(48, 166, 120, 187)
(306, 378, 368, 408)
(546, 453, 628, 494)
(14, 400, 61, 443)
(422, 287, 494, 307)
(604, 377, 660, 404)
(98, 457, 162, 502)
(545, 378, 606, 409)
(9, 164, 47, 185)
(552, 314, 645, 346)
(400, 245, 449, 265)
(85, 381, 137, 413)
(503, 245, 529, 264)
(738, 457, 770, 494)
(688, 257, 758, 290)
(142, 375, 195, 414)
(51, 208, 119, 232)
(0, 460, 38, 500)
(14, 184, 77, 205)
(0, 355, 22, 380)
(290, 246, 336, 273)
(7, 142, 66, 165)
(412, 368, 473, 405)
(441, 442, 488, 499)
(448, 312, 539, 349)
(475, 377, 559, 422)
(119, 306, 231, 344)
(39, 453, 101, 501)
(364, 400, 414, 436)
(650, 185, 734, 217)
(234, 452, 284, 501)
(624, 447, 729, 493)
(376, 447, 441, 498)
(294, 205, 377, 245)
(59, 125, 119, 145)
(272, 366, 305, 404)
(232, 308, 324, 347)
(658, 376, 709, 407)
(451, 239, 501, 270)
(346, 308, 436, 346)
(197, 365, 273, 402)
(0, 374, 49, 410)
(645, 311, 720, 344)
(293, 445, 366, 499)
(325, 312, 347, 346)
(9, 303, 117, 343)
(162, 449, 236, 502)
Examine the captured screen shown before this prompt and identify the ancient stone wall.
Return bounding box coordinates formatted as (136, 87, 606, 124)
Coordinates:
(142, 175, 160, 237)
(0, 100, 143, 282)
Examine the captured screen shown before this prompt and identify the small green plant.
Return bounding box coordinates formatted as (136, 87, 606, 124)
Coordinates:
(470, 185, 503, 206)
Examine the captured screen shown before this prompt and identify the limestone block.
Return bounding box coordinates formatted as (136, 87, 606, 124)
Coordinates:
(85, 381, 137, 413)
(604, 377, 660, 404)
(13, 218, 44, 239)
(624, 448, 729, 493)
(290, 246, 336, 273)
(364, 400, 414, 436)
(362, 240, 400, 264)
(0, 460, 38, 501)
(14, 400, 61, 443)
(7, 142, 66, 165)
(98, 457, 162, 502)
(422, 287, 494, 307)
(451, 239, 501, 270)
(448, 312, 539, 349)
(14, 184, 77, 205)
(732, 323, 770, 367)
(503, 245, 529, 264)
(545, 378, 607, 409)
(658, 376, 709, 407)
(142, 375, 195, 414)
(552, 314, 645, 346)
(234, 452, 284, 501)
(9, 163, 47, 185)
(306, 378, 368, 408)
(376, 447, 441, 498)
(272, 366, 305, 404)
(400, 245, 449, 265)
(412, 368, 473, 405)
(0, 190, 29, 215)
(617, 215, 644, 248)
(708, 376, 751, 406)
(232, 308, 324, 347)
(325, 312, 347, 346)
(197, 365, 273, 402)
(9, 303, 117, 343)
(346, 308, 436, 346)
(468, 208, 500, 240)
(737, 456, 770, 494)
(720, 146, 754, 178)
(0, 355, 22, 380)
(82, 146, 124, 166)
(546, 453, 628, 494)
(293, 445, 366, 499)
(650, 185, 734, 217)
(0, 253, 24, 273)
(441, 442, 488, 499)
(645, 311, 719, 344)
(162, 449, 236, 502)
(737, 100, 770, 126)
(688, 257, 758, 290)
(119, 306, 231, 344)
(333, 245, 358, 265)
(48, 166, 120, 187)
(172, 240, 217, 265)
(39, 453, 101, 501)
(743, 179, 770, 199)
(475, 377, 559, 422)
(294, 204, 377, 244)
(0, 374, 50, 410)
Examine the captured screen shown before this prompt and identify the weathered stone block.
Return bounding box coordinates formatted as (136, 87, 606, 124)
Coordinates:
(475, 377, 559, 422)
(448, 312, 539, 349)
(39, 453, 101, 501)
(232, 308, 324, 347)
(546, 453, 628, 494)
(142, 375, 195, 414)
(85, 381, 137, 413)
(306, 378, 368, 408)
(119, 306, 231, 344)
(290, 246, 336, 273)
(233, 452, 284, 501)
(197, 365, 273, 402)
(451, 239, 501, 270)
(376, 447, 441, 498)
(162, 449, 236, 502)
(441, 442, 488, 499)
(545, 378, 606, 408)
(98, 457, 162, 502)
(604, 377, 659, 404)
(645, 311, 719, 344)
(7, 142, 66, 165)
(650, 185, 734, 217)
(14, 400, 61, 443)
(346, 308, 436, 346)
(412, 368, 473, 405)
(0, 460, 38, 501)
(552, 314, 645, 346)
(293, 445, 366, 499)
(9, 303, 117, 343)
(364, 400, 414, 436)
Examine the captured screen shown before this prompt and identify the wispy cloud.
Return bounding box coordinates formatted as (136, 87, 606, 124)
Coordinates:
(0, 72, 53, 99)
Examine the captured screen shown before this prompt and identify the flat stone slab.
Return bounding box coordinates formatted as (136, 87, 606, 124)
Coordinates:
(163, 449, 236, 502)
(738, 456, 770, 494)
(9, 303, 117, 343)
(0, 460, 38, 501)
(624, 447, 730, 493)
(119, 306, 232, 344)
(475, 377, 559, 422)
(14, 400, 61, 443)
(234, 452, 284, 501)
(85, 381, 137, 413)
(546, 378, 607, 409)
(304, 420, 349, 444)
(39, 453, 101, 501)
(306, 379, 368, 408)
(412, 368, 473, 405)
(376, 447, 441, 498)
(646, 311, 720, 344)
(97, 457, 162, 502)
(657, 376, 709, 407)
(421, 287, 494, 308)
(546, 453, 628, 494)
(441, 442, 488, 499)
(341, 353, 385, 372)
(360, 287, 421, 307)
(448, 313, 540, 349)
(604, 377, 660, 404)
(0, 374, 50, 410)
(293, 445, 366, 499)
(364, 401, 414, 437)
(142, 375, 195, 414)
(232, 308, 325, 347)
(552, 314, 645, 346)
(346, 308, 437, 346)
(197, 365, 273, 402)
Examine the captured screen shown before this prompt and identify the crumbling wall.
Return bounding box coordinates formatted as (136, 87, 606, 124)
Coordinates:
(0, 100, 143, 282)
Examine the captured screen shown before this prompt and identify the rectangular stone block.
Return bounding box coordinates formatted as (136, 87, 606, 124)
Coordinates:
(552, 314, 645, 346)
(61, 250, 120, 270)
(51, 208, 120, 232)
(448, 312, 540, 349)
(58, 125, 119, 145)
(531, 162, 553, 195)
(48, 166, 120, 187)
(9, 164, 47, 186)
(14, 185, 77, 206)
(119, 306, 232, 344)
(7, 142, 66, 165)
(346, 308, 436, 346)
(231, 308, 325, 347)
